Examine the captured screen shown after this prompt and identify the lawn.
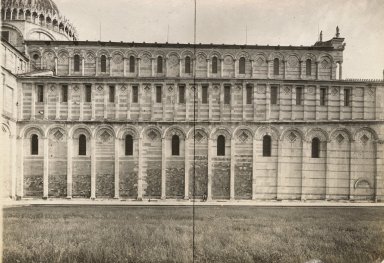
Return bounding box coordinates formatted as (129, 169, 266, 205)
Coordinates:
(2, 206, 384, 263)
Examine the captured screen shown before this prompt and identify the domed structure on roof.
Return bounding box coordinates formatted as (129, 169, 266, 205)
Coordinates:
(1, 0, 78, 47)
(2, 0, 60, 15)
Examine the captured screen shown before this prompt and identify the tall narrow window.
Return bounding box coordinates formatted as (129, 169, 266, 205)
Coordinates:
(202, 85, 208, 104)
(296, 87, 303, 105)
(172, 135, 180, 156)
(132, 86, 139, 103)
(246, 85, 253, 104)
(185, 56, 191, 74)
(62, 85, 68, 102)
(74, 54, 80, 72)
(224, 85, 231, 104)
(156, 86, 162, 103)
(320, 87, 327, 106)
(31, 134, 39, 155)
(85, 85, 92, 102)
(101, 55, 107, 73)
(217, 135, 225, 156)
(273, 58, 279, 75)
(344, 88, 351, 106)
(306, 59, 312, 76)
(212, 57, 218, 74)
(311, 138, 320, 158)
(79, 134, 86, 156)
(109, 86, 115, 103)
(179, 85, 185, 103)
(263, 135, 272, 157)
(239, 57, 246, 74)
(37, 85, 44, 102)
(157, 56, 163, 73)
(125, 134, 133, 156)
(270, 86, 278, 105)
(129, 56, 135, 73)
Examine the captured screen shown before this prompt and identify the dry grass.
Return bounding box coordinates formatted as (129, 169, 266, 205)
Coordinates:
(3, 206, 384, 263)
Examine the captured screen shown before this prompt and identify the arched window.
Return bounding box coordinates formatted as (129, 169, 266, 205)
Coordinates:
(185, 56, 191, 74)
(172, 135, 180, 156)
(273, 58, 279, 75)
(74, 54, 80, 72)
(31, 134, 39, 155)
(212, 56, 218, 74)
(129, 56, 135, 73)
(101, 55, 107, 73)
(157, 56, 163, 73)
(306, 59, 312, 76)
(239, 57, 246, 74)
(217, 135, 225, 156)
(79, 134, 87, 156)
(125, 134, 133, 156)
(263, 135, 272, 157)
(311, 138, 320, 158)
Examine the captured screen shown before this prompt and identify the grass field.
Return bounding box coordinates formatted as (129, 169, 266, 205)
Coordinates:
(3, 206, 384, 263)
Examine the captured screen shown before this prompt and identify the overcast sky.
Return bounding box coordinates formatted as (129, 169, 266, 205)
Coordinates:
(56, 0, 383, 79)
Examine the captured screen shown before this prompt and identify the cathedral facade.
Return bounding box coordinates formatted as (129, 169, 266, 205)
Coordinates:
(1, 0, 384, 202)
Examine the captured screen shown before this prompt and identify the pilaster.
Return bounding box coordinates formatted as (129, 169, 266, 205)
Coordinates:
(43, 137, 49, 199)
(114, 138, 120, 199)
(184, 138, 189, 199)
(161, 138, 166, 199)
(230, 139, 235, 200)
(137, 137, 143, 200)
(43, 84, 48, 119)
(90, 137, 96, 199)
(66, 137, 72, 199)
(207, 138, 212, 201)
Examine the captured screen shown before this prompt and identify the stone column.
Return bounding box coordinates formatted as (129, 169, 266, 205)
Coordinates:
(266, 84, 271, 120)
(114, 138, 120, 199)
(179, 58, 182, 77)
(137, 58, 141, 77)
(161, 137, 166, 199)
(185, 85, 189, 121)
(220, 59, 224, 77)
(67, 136, 72, 199)
(207, 138, 212, 201)
(220, 84, 224, 121)
(151, 58, 155, 77)
(54, 57, 58, 75)
(103, 85, 107, 119)
(242, 84, 246, 121)
(68, 57, 72, 76)
(31, 85, 35, 120)
(79, 85, 84, 121)
(11, 135, 16, 199)
(43, 85, 48, 119)
(184, 138, 189, 199)
(127, 85, 131, 120)
(68, 85, 72, 120)
(151, 85, 155, 120)
(115, 86, 119, 120)
(206, 59, 210, 77)
(299, 60, 303, 79)
(91, 85, 96, 120)
(250, 60, 254, 78)
(123, 57, 127, 77)
(315, 62, 319, 80)
(283, 60, 287, 79)
(192, 58, 196, 78)
(164, 58, 168, 77)
(55, 85, 60, 120)
(234, 59, 238, 78)
(267, 60, 271, 79)
(90, 137, 96, 199)
(43, 137, 49, 199)
(137, 137, 143, 200)
(109, 57, 112, 75)
(95, 57, 99, 76)
(230, 138, 235, 200)
(208, 84, 212, 120)
(81, 57, 85, 76)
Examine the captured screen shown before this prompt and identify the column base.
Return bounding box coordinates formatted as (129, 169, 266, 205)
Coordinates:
(91, 197, 96, 200)
(42, 196, 48, 200)
(66, 196, 72, 200)
(184, 196, 189, 200)
(136, 197, 143, 201)
(161, 196, 166, 200)
(113, 197, 119, 200)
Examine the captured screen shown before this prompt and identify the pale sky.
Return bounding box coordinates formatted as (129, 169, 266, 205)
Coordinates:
(56, 0, 384, 79)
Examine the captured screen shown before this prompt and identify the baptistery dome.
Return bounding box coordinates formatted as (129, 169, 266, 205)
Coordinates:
(2, 0, 60, 15)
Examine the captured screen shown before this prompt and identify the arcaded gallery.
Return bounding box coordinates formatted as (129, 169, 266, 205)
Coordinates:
(1, 0, 384, 202)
